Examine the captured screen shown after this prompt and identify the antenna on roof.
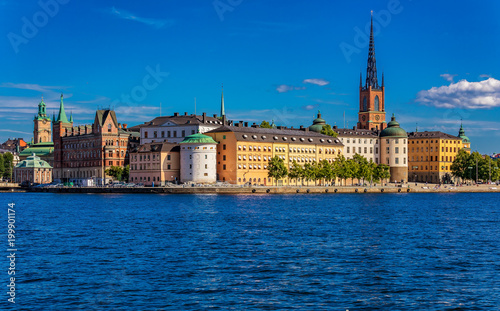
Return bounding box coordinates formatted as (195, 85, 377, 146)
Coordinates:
(194, 97, 196, 115)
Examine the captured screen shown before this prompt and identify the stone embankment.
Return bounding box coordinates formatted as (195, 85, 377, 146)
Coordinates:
(27, 184, 500, 194)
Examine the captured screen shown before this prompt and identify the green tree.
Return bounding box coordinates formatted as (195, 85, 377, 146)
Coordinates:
(123, 165, 130, 182)
(267, 156, 288, 186)
(260, 120, 272, 128)
(374, 163, 391, 184)
(319, 159, 335, 185)
(451, 149, 472, 181)
(0, 155, 5, 179)
(3, 152, 14, 180)
(105, 166, 123, 181)
(288, 161, 303, 186)
(320, 124, 338, 138)
(352, 154, 369, 185)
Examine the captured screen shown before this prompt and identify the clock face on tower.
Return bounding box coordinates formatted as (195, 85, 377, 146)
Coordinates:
(43, 119, 47, 124)
(375, 115, 380, 121)
(362, 115, 366, 121)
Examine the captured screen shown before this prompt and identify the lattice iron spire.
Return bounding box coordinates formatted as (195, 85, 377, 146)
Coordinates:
(365, 11, 379, 89)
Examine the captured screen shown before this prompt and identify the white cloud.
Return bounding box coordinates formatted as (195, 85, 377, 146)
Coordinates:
(416, 78, 500, 109)
(110, 7, 173, 29)
(303, 78, 330, 86)
(276, 85, 306, 93)
(479, 74, 491, 79)
(440, 74, 457, 82)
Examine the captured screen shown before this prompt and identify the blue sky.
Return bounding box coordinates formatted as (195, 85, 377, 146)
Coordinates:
(1, 0, 499, 154)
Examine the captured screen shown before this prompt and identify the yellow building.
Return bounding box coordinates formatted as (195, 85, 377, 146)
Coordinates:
(407, 131, 466, 183)
(205, 123, 344, 185)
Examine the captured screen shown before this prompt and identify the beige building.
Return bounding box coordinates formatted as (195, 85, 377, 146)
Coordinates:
(14, 154, 52, 185)
(380, 115, 408, 182)
(129, 142, 180, 186)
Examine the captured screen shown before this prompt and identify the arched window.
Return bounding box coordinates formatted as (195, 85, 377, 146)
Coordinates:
(363, 96, 367, 111)
(374, 95, 380, 111)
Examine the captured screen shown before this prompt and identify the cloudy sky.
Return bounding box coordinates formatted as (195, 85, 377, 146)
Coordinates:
(1, 0, 499, 153)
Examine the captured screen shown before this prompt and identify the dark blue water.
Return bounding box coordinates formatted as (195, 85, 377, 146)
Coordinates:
(1, 193, 499, 310)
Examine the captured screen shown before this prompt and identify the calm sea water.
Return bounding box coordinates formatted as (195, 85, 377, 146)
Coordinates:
(1, 192, 499, 310)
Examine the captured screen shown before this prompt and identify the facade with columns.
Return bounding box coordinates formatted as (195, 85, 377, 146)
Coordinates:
(14, 154, 52, 185)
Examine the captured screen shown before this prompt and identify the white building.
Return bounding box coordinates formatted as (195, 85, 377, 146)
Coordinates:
(179, 133, 217, 184)
(133, 112, 225, 145)
(334, 126, 380, 163)
(380, 115, 408, 182)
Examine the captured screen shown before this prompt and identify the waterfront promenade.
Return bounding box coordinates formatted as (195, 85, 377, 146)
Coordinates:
(26, 183, 500, 195)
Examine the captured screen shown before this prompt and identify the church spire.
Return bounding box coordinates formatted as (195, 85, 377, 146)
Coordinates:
(365, 11, 379, 89)
(56, 93, 69, 123)
(220, 84, 225, 117)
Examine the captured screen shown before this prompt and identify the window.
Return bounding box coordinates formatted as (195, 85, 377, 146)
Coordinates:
(167, 164, 171, 169)
(223, 164, 226, 170)
(370, 147, 373, 154)
(154, 131, 158, 138)
(206, 155, 208, 160)
(223, 155, 226, 161)
(364, 147, 367, 153)
(189, 164, 192, 169)
(363, 96, 367, 111)
(173, 131, 177, 138)
(205, 164, 208, 169)
(358, 147, 361, 153)
(386, 147, 390, 154)
(182, 130, 185, 137)
(395, 147, 399, 154)
(144, 131, 148, 138)
(223, 135, 226, 139)
(108, 124, 112, 133)
(189, 155, 192, 159)
(223, 144, 226, 150)
(395, 158, 399, 164)
(167, 155, 171, 160)
(168, 131, 171, 138)
(374, 95, 379, 111)
(192, 130, 195, 135)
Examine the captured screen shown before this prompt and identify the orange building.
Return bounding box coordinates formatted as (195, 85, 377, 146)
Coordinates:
(408, 130, 468, 183)
(205, 123, 344, 185)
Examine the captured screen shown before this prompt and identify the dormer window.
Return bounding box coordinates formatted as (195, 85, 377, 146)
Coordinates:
(108, 124, 112, 133)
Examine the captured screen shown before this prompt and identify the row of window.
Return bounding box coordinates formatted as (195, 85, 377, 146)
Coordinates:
(133, 154, 163, 162)
(410, 139, 461, 145)
(411, 147, 459, 153)
(347, 147, 377, 154)
(342, 138, 377, 145)
(411, 166, 449, 171)
(410, 155, 456, 162)
(144, 129, 196, 139)
(385, 147, 406, 154)
(238, 145, 271, 151)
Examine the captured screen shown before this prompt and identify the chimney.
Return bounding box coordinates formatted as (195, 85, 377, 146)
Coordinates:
(118, 123, 121, 128)
(184, 112, 188, 116)
(353, 126, 356, 130)
(213, 114, 218, 118)
(244, 122, 248, 127)
(222, 115, 227, 125)
(333, 125, 337, 129)
(305, 127, 309, 132)
(174, 112, 179, 117)
(236, 122, 242, 127)
(300, 125, 304, 130)
(202, 112, 206, 123)
(123, 124, 128, 129)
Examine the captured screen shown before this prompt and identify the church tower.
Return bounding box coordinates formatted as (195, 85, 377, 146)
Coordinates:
(33, 97, 52, 143)
(358, 12, 386, 131)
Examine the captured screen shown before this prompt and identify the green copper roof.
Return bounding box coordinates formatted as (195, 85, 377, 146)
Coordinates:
(458, 123, 470, 143)
(19, 142, 54, 157)
(15, 154, 52, 169)
(380, 114, 407, 138)
(35, 97, 51, 121)
(179, 133, 217, 144)
(309, 110, 327, 133)
(56, 94, 70, 123)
